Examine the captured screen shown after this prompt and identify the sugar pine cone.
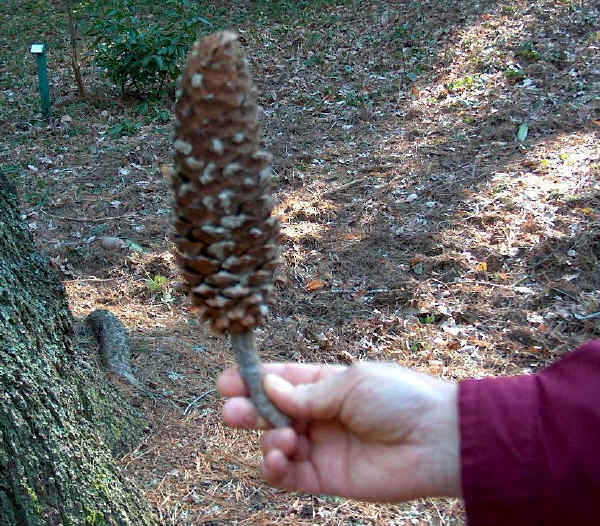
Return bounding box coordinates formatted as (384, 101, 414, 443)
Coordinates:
(172, 31, 279, 334)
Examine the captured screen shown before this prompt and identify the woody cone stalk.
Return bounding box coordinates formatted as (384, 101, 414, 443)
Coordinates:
(172, 31, 290, 428)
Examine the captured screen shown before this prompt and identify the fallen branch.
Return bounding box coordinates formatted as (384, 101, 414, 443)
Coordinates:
(42, 210, 137, 222)
(322, 178, 363, 197)
(573, 311, 600, 321)
(64, 277, 121, 283)
(457, 279, 534, 292)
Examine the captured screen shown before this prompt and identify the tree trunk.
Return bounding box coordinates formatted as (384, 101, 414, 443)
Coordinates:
(0, 174, 156, 525)
(66, 0, 86, 99)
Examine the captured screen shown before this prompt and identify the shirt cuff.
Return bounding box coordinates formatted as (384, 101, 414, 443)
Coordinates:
(459, 372, 540, 526)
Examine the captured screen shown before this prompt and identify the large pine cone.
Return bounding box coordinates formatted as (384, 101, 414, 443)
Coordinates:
(172, 31, 279, 334)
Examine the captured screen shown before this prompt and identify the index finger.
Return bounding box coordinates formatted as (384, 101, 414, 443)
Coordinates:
(216, 362, 346, 398)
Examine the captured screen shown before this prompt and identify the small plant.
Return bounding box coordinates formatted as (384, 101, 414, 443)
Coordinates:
(136, 102, 170, 124)
(419, 314, 437, 324)
(155, 109, 170, 124)
(410, 341, 422, 352)
(252, 0, 339, 22)
(548, 190, 563, 201)
(146, 274, 168, 292)
(393, 22, 414, 41)
(344, 90, 370, 107)
(501, 4, 519, 16)
(146, 272, 174, 304)
(1, 164, 20, 178)
(303, 55, 324, 67)
(559, 152, 575, 166)
(67, 125, 88, 137)
(505, 67, 526, 83)
(516, 41, 540, 61)
(447, 76, 474, 93)
(108, 119, 141, 137)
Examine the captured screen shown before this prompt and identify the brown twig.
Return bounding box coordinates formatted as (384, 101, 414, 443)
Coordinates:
(64, 277, 121, 283)
(42, 210, 137, 222)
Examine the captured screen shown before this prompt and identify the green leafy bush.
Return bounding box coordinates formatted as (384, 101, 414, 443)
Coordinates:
(82, 0, 211, 96)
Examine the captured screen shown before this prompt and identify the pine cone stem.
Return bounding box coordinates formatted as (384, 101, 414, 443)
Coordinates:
(230, 331, 291, 428)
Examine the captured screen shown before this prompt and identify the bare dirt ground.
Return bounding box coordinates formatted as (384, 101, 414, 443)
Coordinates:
(2, 0, 599, 523)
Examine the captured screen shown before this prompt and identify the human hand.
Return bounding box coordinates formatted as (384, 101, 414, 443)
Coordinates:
(217, 362, 461, 502)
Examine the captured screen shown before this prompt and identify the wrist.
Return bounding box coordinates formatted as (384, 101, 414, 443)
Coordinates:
(426, 382, 462, 498)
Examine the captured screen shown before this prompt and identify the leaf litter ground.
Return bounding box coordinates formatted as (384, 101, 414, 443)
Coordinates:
(1, 0, 599, 523)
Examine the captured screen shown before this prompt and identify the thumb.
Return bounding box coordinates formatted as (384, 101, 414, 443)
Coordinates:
(263, 371, 349, 421)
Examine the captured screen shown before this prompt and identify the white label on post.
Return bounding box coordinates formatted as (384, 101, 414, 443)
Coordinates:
(31, 44, 44, 54)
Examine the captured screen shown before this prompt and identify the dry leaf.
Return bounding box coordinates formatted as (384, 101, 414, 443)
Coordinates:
(446, 340, 460, 351)
(307, 279, 326, 291)
(476, 261, 488, 272)
(486, 255, 500, 272)
(522, 214, 538, 233)
(160, 164, 174, 184)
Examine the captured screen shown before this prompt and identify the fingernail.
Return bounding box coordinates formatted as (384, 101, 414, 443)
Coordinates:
(264, 374, 293, 394)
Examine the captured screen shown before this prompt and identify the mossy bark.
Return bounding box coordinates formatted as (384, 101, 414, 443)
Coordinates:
(0, 174, 157, 525)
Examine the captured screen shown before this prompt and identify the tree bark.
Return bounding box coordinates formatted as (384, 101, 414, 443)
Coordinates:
(0, 174, 156, 525)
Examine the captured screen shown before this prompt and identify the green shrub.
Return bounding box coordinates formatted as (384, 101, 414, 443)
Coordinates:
(81, 0, 211, 96)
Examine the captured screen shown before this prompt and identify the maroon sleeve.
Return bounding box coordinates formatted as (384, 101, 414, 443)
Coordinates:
(459, 339, 600, 526)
